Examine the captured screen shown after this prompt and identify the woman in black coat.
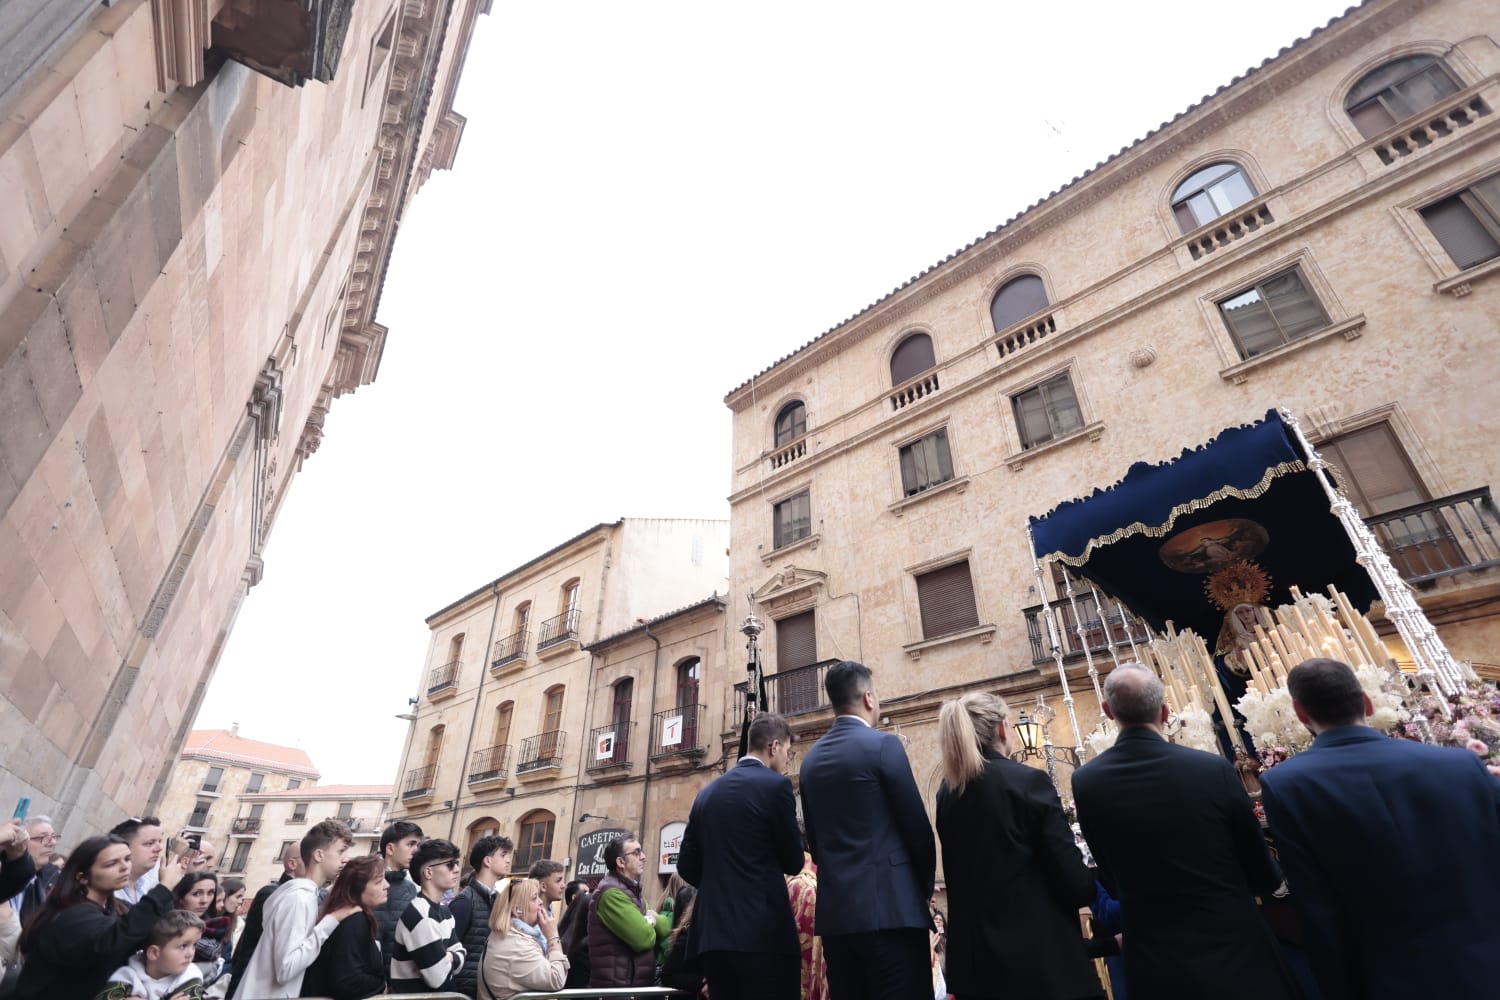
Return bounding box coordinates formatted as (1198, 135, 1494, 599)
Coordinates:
(14, 835, 188, 999)
(935, 693, 1103, 1000)
(301, 855, 387, 1000)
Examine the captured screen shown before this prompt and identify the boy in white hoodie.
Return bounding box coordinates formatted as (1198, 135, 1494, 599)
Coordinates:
(231, 820, 359, 999)
(97, 910, 206, 1000)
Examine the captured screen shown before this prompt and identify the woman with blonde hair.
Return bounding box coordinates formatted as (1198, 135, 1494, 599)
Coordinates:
(935, 692, 1103, 1000)
(478, 878, 569, 1000)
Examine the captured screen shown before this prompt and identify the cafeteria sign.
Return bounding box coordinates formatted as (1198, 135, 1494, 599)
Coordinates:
(659, 821, 687, 874)
(576, 828, 631, 878)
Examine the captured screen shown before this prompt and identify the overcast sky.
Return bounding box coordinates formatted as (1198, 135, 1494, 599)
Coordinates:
(195, 0, 1359, 784)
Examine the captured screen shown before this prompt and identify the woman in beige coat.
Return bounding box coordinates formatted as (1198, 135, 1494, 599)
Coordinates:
(479, 877, 569, 1000)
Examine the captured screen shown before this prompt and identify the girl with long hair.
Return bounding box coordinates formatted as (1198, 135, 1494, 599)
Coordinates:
(479, 877, 568, 1000)
(659, 884, 704, 993)
(935, 693, 1102, 1000)
(174, 870, 226, 983)
(557, 888, 591, 989)
(13, 835, 188, 999)
(299, 854, 387, 1000)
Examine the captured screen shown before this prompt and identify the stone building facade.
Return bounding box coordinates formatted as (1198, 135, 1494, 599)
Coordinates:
(156, 727, 319, 869)
(724, 0, 1500, 878)
(390, 518, 729, 883)
(229, 783, 391, 890)
(0, 0, 488, 837)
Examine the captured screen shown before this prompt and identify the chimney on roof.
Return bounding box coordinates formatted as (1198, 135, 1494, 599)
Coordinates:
(229, 722, 239, 738)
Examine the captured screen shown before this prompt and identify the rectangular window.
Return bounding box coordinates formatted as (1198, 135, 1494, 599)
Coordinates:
(543, 689, 565, 733)
(1319, 424, 1428, 516)
(337, 802, 354, 819)
(899, 429, 955, 496)
(188, 800, 211, 828)
(776, 610, 817, 672)
(773, 490, 812, 549)
(246, 772, 264, 793)
(1217, 267, 1331, 358)
(1421, 174, 1500, 270)
(1013, 373, 1084, 450)
(229, 842, 252, 873)
(287, 778, 301, 790)
(363, 6, 397, 106)
(201, 766, 224, 793)
(916, 561, 981, 639)
(277, 840, 295, 862)
(291, 802, 309, 823)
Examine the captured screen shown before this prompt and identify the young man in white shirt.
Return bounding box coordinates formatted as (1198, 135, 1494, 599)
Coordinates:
(389, 838, 466, 993)
(234, 819, 359, 998)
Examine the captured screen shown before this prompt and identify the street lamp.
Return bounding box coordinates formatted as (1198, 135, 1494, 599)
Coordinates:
(1011, 711, 1042, 759)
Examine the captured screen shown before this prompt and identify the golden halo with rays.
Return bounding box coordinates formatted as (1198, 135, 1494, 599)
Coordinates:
(1204, 560, 1272, 612)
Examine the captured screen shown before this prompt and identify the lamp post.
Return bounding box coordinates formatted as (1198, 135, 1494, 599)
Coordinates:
(1010, 697, 1077, 792)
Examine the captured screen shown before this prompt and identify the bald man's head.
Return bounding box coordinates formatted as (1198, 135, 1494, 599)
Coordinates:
(1103, 662, 1165, 726)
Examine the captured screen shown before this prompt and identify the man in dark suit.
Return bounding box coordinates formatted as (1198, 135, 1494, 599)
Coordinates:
(1072, 662, 1299, 1000)
(799, 660, 936, 1000)
(677, 712, 805, 1000)
(1260, 657, 1500, 1000)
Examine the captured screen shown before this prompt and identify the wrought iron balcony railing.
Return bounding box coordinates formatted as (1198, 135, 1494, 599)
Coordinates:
(1365, 487, 1500, 585)
(733, 659, 838, 727)
(428, 660, 460, 695)
(587, 723, 634, 771)
(1023, 595, 1152, 665)
(469, 744, 513, 784)
(517, 731, 566, 774)
(651, 704, 706, 757)
(537, 609, 581, 650)
(491, 630, 529, 669)
(402, 764, 437, 799)
(230, 817, 261, 835)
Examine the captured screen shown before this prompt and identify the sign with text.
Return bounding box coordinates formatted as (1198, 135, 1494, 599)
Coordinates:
(660, 715, 683, 747)
(659, 820, 687, 874)
(595, 731, 615, 760)
(576, 828, 631, 878)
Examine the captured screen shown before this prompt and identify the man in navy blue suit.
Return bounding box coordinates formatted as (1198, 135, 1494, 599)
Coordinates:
(799, 661, 936, 1000)
(677, 712, 805, 1000)
(1260, 657, 1500, 1000)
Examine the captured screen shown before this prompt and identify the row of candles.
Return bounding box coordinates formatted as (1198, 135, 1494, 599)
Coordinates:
(1132, 585, 1394, 755)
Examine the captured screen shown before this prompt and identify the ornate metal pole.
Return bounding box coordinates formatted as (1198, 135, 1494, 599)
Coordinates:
(1063, 572, 1106, 721)
(738, 611, 765, 758)
(1278, 407, 1464, 712)
(1028, 524, 1088, 763)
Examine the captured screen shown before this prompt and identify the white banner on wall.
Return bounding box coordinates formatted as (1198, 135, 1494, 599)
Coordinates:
(659, 821, 687, 874)
(595, 731, 615, 760)
(660, 715, 683, 747)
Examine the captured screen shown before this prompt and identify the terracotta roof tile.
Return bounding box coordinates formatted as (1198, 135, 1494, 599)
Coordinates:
(182, 730, 320, 777)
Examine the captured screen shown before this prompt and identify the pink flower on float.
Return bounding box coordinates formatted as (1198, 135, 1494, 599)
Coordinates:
(1488, 764, 1500, 780)
(1466, 738, 1489, 756)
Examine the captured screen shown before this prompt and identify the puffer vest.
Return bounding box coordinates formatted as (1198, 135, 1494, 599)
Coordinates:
(587, 873, 656, 987)
(452, 880, 497, 997)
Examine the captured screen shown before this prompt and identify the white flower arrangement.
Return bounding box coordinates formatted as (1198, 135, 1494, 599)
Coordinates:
(1353, 664, 1410, 733)
(1234, 686, 1310, 753)
(1085, 721, 1118, 760)
(1168, 707, 1221, 754)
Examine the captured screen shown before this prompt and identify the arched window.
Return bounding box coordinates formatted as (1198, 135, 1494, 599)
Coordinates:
(676, 658, 701, 708)
(492, 701, 514, 748)
(774, 401, 806, 447)
(543, 686, 565, 734)
(446, 633, 465, 664)
(466, 816, 500, 856)
(990, 274, 1049, 332)
(514, 809, 556, 872)
(561, 579, 580, 618)
(513, 602, 530, 635)
(1171, 162, 1257, 233)
(1345, 55, 1462, 139)
(612, 678, 634, 727)
(889, 333, 936, 386)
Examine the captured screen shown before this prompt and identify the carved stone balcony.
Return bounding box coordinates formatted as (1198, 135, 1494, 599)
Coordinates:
(1370, 91, 1492, 167)
(770, 437, 807, 471)
(1184, 200, 1275, 261)
(995, 313, 1058, 362)
(889, 372, 940, 412)
(468, 745, 513, 789)
(230, 817, 261, 837)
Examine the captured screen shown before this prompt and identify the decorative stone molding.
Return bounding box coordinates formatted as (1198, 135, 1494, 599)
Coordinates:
(903, 623, 997, 658)
(1217, 316, 1367, 385)
(1129, 346, 1158, 368)
(150, 0, 211, 89)
(1004, 422, 1106, 472)
(760, 533, 821, 565)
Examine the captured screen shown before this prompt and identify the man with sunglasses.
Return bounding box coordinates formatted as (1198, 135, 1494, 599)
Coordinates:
(586, 834, 667, 987)
(389, 838, 467, 993)
(678, 712, 805, 1000)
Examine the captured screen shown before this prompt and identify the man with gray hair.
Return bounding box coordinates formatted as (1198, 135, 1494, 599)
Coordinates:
(9, 815, 60, 926)
(1072, 662, 1297, 1000)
